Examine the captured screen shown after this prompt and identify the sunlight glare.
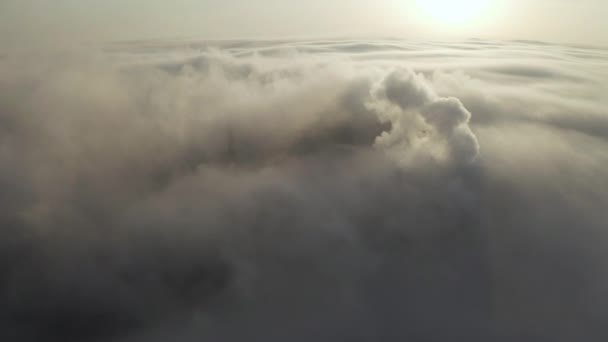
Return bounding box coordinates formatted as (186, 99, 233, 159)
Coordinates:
(416, 0, 492, 25)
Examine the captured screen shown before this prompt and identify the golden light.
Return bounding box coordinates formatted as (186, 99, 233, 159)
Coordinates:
(416, 0, 492, 26)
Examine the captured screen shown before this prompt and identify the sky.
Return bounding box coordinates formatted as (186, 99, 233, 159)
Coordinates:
(0, 0, 607, 45)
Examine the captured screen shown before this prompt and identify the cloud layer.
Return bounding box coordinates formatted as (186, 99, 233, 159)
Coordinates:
(1, 39, 607, 341)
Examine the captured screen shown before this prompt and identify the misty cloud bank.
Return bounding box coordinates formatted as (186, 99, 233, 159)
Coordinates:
(1, 39, 608, 341)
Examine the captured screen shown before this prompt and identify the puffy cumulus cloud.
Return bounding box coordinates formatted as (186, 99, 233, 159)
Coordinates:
(372, 69, 478, 165)
(0, 39, 607, 341)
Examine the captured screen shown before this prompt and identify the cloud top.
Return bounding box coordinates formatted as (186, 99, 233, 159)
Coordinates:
(0, 39, 607, 341)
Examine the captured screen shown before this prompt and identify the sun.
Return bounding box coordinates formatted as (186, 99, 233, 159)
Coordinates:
(416, 0, 492, 25)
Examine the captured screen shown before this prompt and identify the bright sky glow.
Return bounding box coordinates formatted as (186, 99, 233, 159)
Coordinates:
(415, 0, 492, 26)
(0, 0, 606, 45)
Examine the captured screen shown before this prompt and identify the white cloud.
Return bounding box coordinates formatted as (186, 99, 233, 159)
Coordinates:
(0, 39, 607, 341)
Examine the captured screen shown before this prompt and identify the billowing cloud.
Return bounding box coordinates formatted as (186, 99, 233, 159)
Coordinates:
(0, 39, 607, 341)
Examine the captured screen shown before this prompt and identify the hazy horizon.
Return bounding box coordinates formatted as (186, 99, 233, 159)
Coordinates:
(1, 0, 608, 46)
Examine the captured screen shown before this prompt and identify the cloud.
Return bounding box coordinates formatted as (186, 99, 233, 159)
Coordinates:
(0, 39, 607, 341)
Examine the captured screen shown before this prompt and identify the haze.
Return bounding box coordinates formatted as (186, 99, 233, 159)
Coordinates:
(1, 0, 607, 45)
